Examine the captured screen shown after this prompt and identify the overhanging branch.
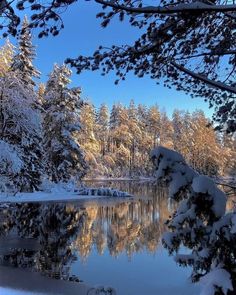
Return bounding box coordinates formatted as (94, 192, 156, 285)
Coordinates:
(95, 0, 236, 14)
(171, 61, 236, 94)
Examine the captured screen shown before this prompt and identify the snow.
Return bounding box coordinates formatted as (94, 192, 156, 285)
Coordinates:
(77, 187, 132, 197)
(199, 268, 233, 295)
(192, 175, 226, 218)
(162, 232, 176, 249)
(0, 191, 98, 203)
(151, 146, 199, 198)
(169, 171, 188, 197)
(0, 182, 132, 203)
(0, 140, 23, 173)
(151, 146, 185, 163)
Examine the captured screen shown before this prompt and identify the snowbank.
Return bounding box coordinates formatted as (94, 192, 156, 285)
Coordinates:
(0, 183, 132, 204)
(0, 191, 101, 203)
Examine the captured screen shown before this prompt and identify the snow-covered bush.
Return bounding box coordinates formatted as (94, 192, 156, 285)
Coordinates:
(151, 146, 236, 295)
(39, 178, 80, 193)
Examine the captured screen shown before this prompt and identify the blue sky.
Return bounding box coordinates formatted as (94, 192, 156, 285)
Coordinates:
(12, 2, 213, 116)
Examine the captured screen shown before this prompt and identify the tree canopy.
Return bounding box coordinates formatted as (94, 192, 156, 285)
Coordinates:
(1, 0, 236, 132)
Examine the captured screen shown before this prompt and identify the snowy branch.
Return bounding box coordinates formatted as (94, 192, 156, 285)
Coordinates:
(95, 0, 236, 14)
(171, 61, 236, 95)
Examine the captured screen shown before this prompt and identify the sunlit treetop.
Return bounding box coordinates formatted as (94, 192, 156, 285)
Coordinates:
(1, 0, 236, 132)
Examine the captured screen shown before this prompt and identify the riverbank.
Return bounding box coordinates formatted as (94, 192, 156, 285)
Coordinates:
(0, 266, 91, 295)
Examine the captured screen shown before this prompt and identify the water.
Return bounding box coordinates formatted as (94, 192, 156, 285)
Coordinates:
(0, 181, 199, 295)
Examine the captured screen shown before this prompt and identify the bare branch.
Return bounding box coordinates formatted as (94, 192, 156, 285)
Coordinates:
(176, 50, 236, 60)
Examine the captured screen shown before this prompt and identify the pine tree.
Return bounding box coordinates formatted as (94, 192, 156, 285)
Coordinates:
(11, 16, 40, 87)
(96, 103, 109, 156)
(137, 104, 153, 174)
(77, 102, 100, 175)
(159, 111, 173, 148)
(147, 105, 161, 148)
(190, 110, 222, 175)
(43, 64, 87, 182)
(222, 134, 236, 176)
(127, 100, 141, 175)
(172, 109, 185, 154)
(0, 70, 43, 192)
(0, 36, 43, 192)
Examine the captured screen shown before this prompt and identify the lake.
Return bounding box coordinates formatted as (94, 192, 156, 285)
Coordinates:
(0, 181, 200, 295)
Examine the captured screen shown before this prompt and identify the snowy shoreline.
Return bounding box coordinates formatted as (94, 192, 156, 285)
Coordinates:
(0, 192, 105, 204)
(84, 176, 155, 181)
(0, 184, 133, 204)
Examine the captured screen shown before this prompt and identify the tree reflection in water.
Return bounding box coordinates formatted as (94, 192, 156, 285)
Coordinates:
(0, 182, 176, 282)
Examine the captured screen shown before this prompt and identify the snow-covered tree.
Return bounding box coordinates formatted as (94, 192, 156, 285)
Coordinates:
(151, 146, 236, 295)
(190, 111, 222, 176)
(11, 16, 40, 87)
(43, 64, 87, 182)
(172, 110, 187, 156)
(221, 134, 236, 176)
(96, 103, 109, 156)
(147, 105, 161, 148)
(136, 104, 153, 173)
(77, 102, 100, 175)
(159, 111, 173, 148)
(127, 100, 142, 175)
(0, 71, 43, 191)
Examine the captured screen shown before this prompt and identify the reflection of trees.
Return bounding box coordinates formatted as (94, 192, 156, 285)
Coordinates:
(93, 216, 107, 255)
(0, 184, 171, 276)
(71, 185, 170, 259)
(35, 204, 83, 279)
(0, 203, 84, 281)
(0, 205, 15, 236)
(73, 207, 98, 260)
(105, 196, 166, 257)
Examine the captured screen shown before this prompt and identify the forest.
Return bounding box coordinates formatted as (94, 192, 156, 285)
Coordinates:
(0, 17, 87, 192)
(0, 17, 235, 193)
(79, 101, 236, 178)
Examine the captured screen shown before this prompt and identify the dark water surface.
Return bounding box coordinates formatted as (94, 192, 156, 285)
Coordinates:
(0, 181, 200, 295)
